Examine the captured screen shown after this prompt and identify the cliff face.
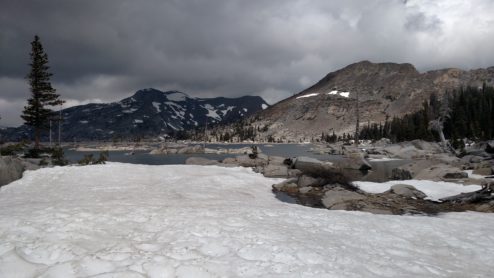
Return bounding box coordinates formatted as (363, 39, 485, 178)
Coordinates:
(251, 61, 494, 141)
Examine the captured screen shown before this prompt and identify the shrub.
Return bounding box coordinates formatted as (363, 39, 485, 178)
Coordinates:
(78, 151, 109, 165)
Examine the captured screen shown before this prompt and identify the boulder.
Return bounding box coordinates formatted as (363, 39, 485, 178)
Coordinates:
(443, 172, 468, 179)
(293, 156, 335, 175)
(261, 164, 288, 177)
(268, 156, 286, 166)
(390, 167, 413, 180)
(272, 178, 298, 192)
(222, 155, 268, 167)
(298, 187, 312, 194)
(287, 169, 303, 178)
(297, 175, 325, 188)
(486, 140, 494, 154)
(321, 188, 366, 209)
(185, 157, 219, 166)
(389, 184, 427, 199)
(235, 155, 268, 167)
(177, 145, 204, 154)
(0, 156, 25, 186)
(334, 156, 372, 171)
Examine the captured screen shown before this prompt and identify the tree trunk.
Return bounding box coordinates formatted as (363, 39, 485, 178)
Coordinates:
(34, 128, 40, 149)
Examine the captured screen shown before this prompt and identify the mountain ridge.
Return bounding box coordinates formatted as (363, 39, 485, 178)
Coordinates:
(1, 88, 269, 141)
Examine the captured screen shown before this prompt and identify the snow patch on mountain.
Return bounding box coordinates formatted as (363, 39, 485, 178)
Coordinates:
(202, 104, 221, 120)
(296, 93, 319, 99)
(152, 102, 161, 113)
(166, 92, 187, 102)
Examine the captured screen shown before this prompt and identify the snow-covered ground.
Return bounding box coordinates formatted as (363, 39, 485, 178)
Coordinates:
(0, 164, 493, 277)
(355, 180, 482, 201)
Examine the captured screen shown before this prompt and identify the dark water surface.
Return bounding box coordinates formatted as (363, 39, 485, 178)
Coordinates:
(64, 143, 408, 182)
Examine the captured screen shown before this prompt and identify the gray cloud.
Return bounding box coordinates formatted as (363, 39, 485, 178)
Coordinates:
(1, 0, 494, 126)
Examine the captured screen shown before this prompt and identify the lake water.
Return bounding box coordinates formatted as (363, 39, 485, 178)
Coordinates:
(64, 144, 336, 165)
(64, 143, 408, 182)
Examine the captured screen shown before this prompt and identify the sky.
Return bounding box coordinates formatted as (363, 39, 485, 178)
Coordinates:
(1, 0, 494, 127)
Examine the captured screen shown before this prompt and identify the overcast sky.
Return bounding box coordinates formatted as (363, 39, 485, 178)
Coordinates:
(1, 0, 494, 126)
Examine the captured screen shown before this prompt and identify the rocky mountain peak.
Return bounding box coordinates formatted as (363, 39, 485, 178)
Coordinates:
(247, 61, 494, 142)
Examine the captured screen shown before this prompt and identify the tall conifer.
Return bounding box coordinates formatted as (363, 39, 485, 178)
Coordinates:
(22, 35, 64, 149)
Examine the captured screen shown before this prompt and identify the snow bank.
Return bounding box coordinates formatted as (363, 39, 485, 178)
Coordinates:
(355, 180, 482, 201)
(0, 164, 493, 277)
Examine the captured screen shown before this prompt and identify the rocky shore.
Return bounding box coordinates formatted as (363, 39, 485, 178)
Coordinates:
(185, 139, 494, 215)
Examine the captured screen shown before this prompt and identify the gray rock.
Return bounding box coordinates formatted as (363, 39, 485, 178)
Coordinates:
(334, 155, 372, 171)
(321, 188, 366, 209)
(185, 157, 219, 166)
(268, 156, 286, 166)
(443, 172, 468, 179)
(287, 169, 303, 178)
(389, 184, 427, 199)
(262, 164, 288, 177)
(390, 167, 413, 180)
(272, 178, 298, 191)
(235, 155, 268, 167)
(297, 175, 324, 188)
(293, 156, 335, 175)
(177, 145, 204, 154)
(0, 156, 25, 186)
(299, 187, 312, 194)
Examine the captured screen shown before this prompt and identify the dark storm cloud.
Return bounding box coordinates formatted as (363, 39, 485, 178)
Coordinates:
(1, 0, 494, 126)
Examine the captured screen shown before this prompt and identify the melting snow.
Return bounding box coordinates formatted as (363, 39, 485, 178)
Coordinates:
(296, 93, 319, 99)
(0, 164, 492, 277)
(354, 180, 481, 201)
(328, 90, 338, 95)
(152, 102, 161, 113)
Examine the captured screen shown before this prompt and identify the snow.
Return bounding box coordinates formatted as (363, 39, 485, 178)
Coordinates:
(201, 104, 221, 120)
(339, 91, 350, 98)
(122, 108, 138, 113)
(261, 104, 268, 110)
(134, 119, 143, 124)
(0, 164, 493, 277)
(464, 170, 486, 180)
(296, 93, 319, 99)
(355, 180, 482, 201)
(368, 157, 402, 162)
(220, 106, 235, 115)
(152, 102, 161, 113)
(79, 120, 88, 124)
(243, 108, 248, 112)
(327, 90, 350, 98)
(166, 92, 187, 102)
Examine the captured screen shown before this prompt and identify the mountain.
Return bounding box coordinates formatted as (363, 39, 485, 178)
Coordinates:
(1, 88, 269, 141)
(242, 61, 494, 142)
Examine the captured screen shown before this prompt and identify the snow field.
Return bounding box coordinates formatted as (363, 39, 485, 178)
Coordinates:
(0, 164, 492, 277)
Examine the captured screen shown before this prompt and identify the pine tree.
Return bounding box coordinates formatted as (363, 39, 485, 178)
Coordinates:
(21, 35, 64, 149)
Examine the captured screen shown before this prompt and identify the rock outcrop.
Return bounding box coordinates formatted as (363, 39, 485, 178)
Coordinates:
(0, 156, 25, 186)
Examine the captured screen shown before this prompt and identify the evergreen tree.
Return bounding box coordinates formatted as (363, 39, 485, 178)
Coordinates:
(21, 35, 64, 149)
